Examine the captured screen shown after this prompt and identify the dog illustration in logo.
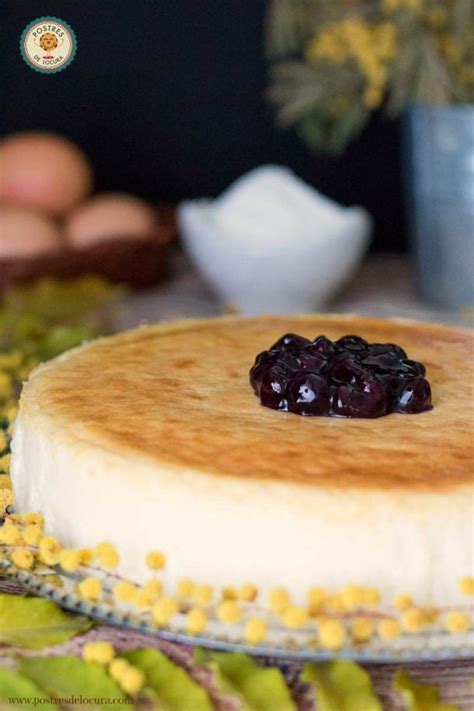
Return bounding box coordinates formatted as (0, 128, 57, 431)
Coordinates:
(39, 33, 59, 52)
(34, 31, 63, 59)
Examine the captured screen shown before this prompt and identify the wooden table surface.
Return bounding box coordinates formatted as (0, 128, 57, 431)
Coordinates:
(120, 251, 471, 329)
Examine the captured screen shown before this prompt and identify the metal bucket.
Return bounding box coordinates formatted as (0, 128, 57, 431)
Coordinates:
(403, 105, 474, 310)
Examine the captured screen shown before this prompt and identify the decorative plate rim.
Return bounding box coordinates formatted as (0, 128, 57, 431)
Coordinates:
(13, 567, 474, 665)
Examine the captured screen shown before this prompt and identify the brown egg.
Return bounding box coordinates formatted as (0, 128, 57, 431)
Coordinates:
(0, 206, 61, 259)
(65, 193, 157, 248)
(0, 132, 93, 216)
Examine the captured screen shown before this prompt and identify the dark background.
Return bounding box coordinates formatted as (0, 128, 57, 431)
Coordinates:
(1, 1, 406, 251)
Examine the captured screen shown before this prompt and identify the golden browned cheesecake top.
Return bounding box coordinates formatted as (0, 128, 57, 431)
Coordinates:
(21, 315, 474, 492)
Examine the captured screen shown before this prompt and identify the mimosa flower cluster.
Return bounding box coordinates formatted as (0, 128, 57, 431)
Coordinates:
(267, 0, 474, 153)
(0, 507, 472, 651)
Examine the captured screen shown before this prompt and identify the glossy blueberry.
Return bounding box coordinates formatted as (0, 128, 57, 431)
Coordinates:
(376, 372, 403, 404)
(307, 336, 336, 359)
(403, 359, 426, 376)
(249, 350, 280, 392)
(288, 373, 329, 416)
(329, 357, 368, 385)
(394, 377, 432, 414)
(278, 353, 301, 374)
(330, 376, 387, 418)
(361, 352, 409, 373)
(270, 333, 311, 353)
(367, 343, 407, 360)
(296, 350, 328, 372)
(259, 366, 289, 410)
(335, 335, 368, 353)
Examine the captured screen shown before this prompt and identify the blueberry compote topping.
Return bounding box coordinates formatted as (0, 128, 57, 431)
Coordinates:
(249, 333, 432, 418)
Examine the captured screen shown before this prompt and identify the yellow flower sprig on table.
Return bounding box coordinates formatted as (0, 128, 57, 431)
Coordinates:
(1, 507, 473, 652)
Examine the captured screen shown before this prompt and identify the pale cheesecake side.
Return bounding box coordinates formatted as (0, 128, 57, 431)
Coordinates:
(11, 315, 474, 607)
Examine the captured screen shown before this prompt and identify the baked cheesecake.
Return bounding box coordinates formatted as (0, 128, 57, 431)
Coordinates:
(10, 315, 474, 608)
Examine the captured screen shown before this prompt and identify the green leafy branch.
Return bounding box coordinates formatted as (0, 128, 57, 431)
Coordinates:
(0, 594, 464, 710)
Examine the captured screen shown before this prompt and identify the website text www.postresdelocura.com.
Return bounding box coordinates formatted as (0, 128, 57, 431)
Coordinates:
(7, 697, 133, 707)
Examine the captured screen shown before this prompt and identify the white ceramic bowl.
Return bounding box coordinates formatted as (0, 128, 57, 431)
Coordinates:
(178, 199, 371, 315)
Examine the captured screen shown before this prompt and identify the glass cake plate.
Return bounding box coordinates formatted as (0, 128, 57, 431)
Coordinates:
(10, 566, 474, 664)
